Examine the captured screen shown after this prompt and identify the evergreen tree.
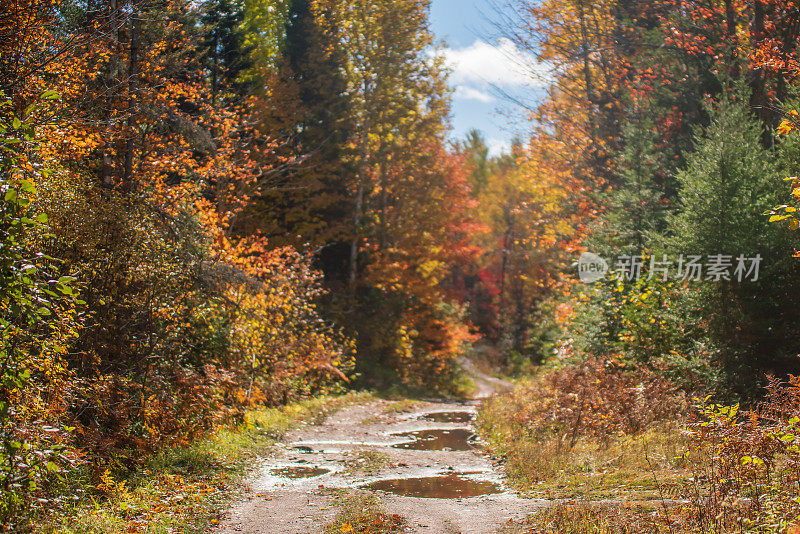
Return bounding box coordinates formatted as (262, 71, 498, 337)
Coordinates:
(579, 116, 668, 365)
(200, 0, 254, 106)
(596, 116, 667, 257)
(457, 129, 491, 194)
(236, 0, 354, 276)
(670, 89, 800, 394)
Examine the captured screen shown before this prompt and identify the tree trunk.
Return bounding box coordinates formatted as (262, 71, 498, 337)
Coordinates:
(122, 1, 139, 191)
(498, 216, 513, 329)
(576, 0, 597, 145)
(724, 0, 736, 39)
(378, 159, 387, 249)
(349, 163, 366, 285)
(750, 0, 770, 142)
(350, 93, 371, 286)
(101, 0, 119, 188)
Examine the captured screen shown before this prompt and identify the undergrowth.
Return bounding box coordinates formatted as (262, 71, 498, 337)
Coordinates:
(482, 362, 800, 533)
(478, 359, 688, 500)
(679, 376, 800, 533)
(30, 392, 371, 534)
(324, 491, 405, 534)
(500, 503, 679, 534)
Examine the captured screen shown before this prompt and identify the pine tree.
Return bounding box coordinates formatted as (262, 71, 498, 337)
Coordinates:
(670, 89, 800, 394)
(596, 116, 667, 256)
(457, 129, 491, 194)
(200, 0, 254, 106)
(237, 0, 354, 274)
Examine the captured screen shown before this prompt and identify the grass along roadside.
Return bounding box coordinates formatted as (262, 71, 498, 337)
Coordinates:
(323, 491, 405, 534)
(478, 369, 800, 533)
(38, 392, 373, 534)
(477, 371, 688, 502)
(480, 413, 687, 501)
(476, 371, 690, 532)
(497, 503, 678, 534)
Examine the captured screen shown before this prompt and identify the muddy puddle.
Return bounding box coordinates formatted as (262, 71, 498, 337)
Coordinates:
(365, 474, 502, 498)
(420, 411, 475, 423)
(270, 466, 331, 479)
(391, 428, 477, 451)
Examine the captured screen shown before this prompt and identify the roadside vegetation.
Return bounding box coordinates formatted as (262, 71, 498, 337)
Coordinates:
(39, 393, 370, 534)
(1, 0, 474, 528)
(479, 361, 688, 501)
(499, 504, 677, 534)
(480, 371, 800, 533)
(472, 0, 800, 531)
(323, 492, 405, 534)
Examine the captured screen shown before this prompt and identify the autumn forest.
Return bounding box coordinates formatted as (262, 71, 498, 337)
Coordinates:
(5, 0, 800, 532)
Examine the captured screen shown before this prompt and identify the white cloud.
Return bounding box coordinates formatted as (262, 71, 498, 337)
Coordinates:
(440, 38, 550, 89)
(454, 85, 495, 103)
(487, 138, 511, 157)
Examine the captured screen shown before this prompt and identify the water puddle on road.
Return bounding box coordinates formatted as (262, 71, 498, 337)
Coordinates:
(365, 474, 502, 498)
(391, 429, 477, 451)
(420, 411, 475, 423)
(270, 466, 331, 479)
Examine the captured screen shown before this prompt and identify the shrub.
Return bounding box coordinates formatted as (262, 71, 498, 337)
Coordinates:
(479, 360, 688, 492)
(0, 94, 83, 522)
(684, 376, 800, 532)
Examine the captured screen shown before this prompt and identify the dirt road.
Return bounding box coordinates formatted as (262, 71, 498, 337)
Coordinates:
(216, 368, 543, 533)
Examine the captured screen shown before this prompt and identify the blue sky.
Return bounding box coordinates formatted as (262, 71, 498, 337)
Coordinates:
(429, 0, 547, 155)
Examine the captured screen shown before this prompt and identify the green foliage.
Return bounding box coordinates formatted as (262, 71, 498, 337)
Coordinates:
(200, 0, 256, 103)
(241, 0, 289, 78)
(565, 85, 800, 397)
(669, 88, 800, 394)
(593, 115, 669, 256)
(239, 0, 354, 249)
(455, 129, 500, 195)
(566, 276, 711, 386)
(682, 378, 800, 532)
(0, 93, 79, 522)
(670, 91, 784, 266)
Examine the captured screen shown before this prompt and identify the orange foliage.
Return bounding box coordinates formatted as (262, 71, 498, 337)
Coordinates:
(1, 1, 353, 524)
